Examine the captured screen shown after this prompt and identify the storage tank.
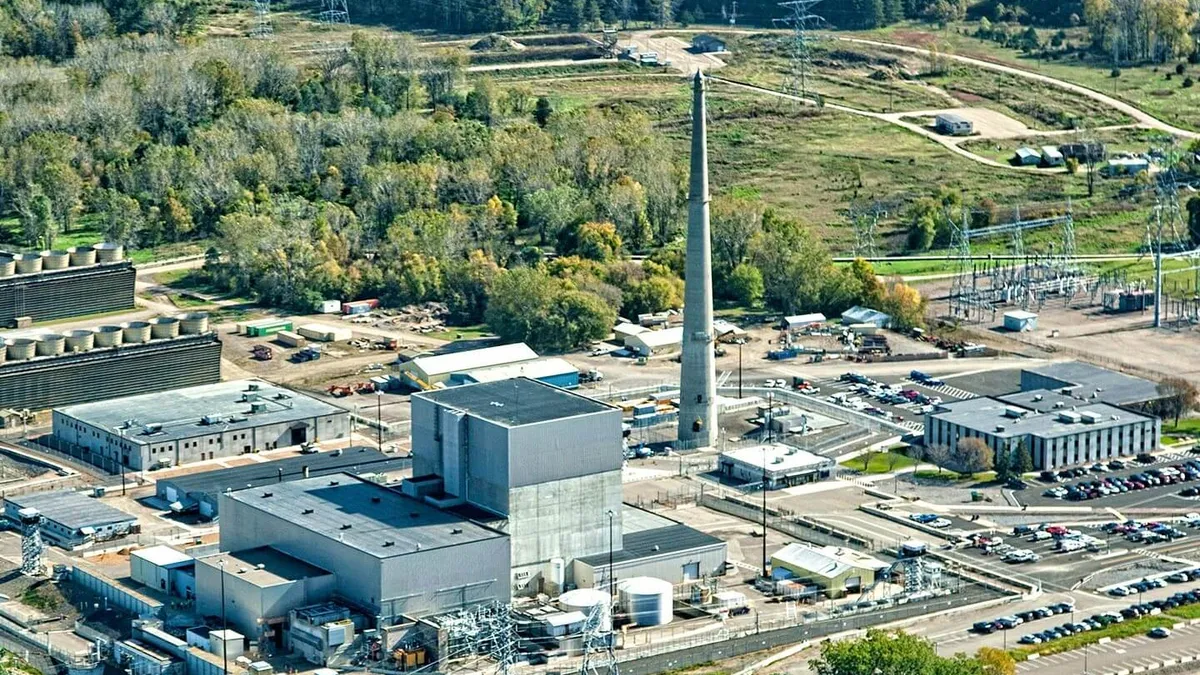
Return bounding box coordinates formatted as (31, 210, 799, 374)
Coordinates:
(559, 588, 611, 627)
(65, 329, 95, 353)
(0, 339, 6, 365)
(180, 312, 210, 335)
(35, 333, 65, 356)
(67, 246, 97, 266)
(6, 338, 36, 361)
(150, 316, 180, 339)
(0, 256, 14, 277)
(14, 253, 42, 275)
(93, 242, 124, 263)
(618, 577, 673, 627)
(41, 250, 69, 270)
(123, 321, 151, 344)
(95, 325, 124, 347)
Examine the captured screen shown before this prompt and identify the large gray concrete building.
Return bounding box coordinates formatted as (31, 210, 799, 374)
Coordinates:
(408, 378, 624, 594)
(53, 380, 350, 471)
(924, 389, 1159, 470)
(215, 473, 511, 630)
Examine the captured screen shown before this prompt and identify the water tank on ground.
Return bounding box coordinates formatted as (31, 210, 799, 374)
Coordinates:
(180, 312, 210, 335)
(41, 250, 69, 270)
(6, 338, 37, 361)
(559, 588, 611, 627)
(150, 316, 180, 339)
(65, 329, 95, 353)
(93, 242, 124, 263)
(67, 246, 97, 266)
(123, 321, 151, 344)
(14, 253, 42, 275)
(35, 333, 65, 356)
(95, 325, 124, 347)
(618, 577, 673, 627)
(0, 256, 14, 277)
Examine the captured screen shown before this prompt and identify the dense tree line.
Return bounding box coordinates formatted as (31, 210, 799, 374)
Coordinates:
(0, 25, 910, 352)
(1083, 0, 1194, 64)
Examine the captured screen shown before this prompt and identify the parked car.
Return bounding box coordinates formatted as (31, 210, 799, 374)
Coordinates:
(1149, 627, 1172, 639)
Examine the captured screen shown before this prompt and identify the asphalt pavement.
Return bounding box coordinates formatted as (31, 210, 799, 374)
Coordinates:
(1016, 621, 1200, 675)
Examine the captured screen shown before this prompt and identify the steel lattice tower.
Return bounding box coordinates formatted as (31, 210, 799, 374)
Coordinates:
(774, 0, 823, 100)
(319, 0, 350, 25)
(19, 508, 44, 577)
(579, 601, 618, 675)
(251, 0, 272, 37)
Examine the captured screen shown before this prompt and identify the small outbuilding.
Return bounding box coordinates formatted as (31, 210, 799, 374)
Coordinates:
(1003, 310, 1038, 332)
(1040, 145, 1065, 167)
(935, 113, 973, 136)
(840, 306, 891, 328)
(718, 443, 834, 489)
(614, 322, 649, 343)
(770, 543, 890, 599)
(131, 545, 195, 598)
(691, 34, 727, 53)
(4, 490, 137, 549)
(1104, 157, 1150, 176)
(783, 313, 827, 331)
(1013, 147, 1041, 166)
(624, 326, 683, 357)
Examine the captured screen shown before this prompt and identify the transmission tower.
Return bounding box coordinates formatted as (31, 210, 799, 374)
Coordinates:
(579, 601, 618, 675)
(319, 0, 350, 25)
(773, 0, 823, 101)
(444, 602, 519, 675)
(851, 202, 882, 259)
(19, 508, 44, 577)
(251, 0, 272, 37)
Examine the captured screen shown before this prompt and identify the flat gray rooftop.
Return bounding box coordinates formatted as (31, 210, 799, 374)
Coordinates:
(195, 546, 331, 587)
(416, 377, 615, 426)
(1022, 362, 1161, 406)
(56, 379, 345, 445)
(227, 473, 506, 558)
(930, 395, 1150, 439)
(6, 490, 136, 531)
(159, 447, 407, 500)
(575, 524, 724, 566)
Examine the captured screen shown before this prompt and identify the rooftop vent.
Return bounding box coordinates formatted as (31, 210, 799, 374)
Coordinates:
(274, 393, 290, 400)
(256, 563, 265, 570)
(248, 383, 260, 391)
(201, 415, 220, 426)
(995, 424, 1006, 433)
(489, 401, 505, 407)
(371, 496, 381, 504)
(382, 541, 395, 547)
(340, 523, 352, 530)
(302, 508, 314, 515)
(1032, 394, 1043, 402)
(143, 423, 163, 435)
(262, 492, 273, 498)
(329, 480, 340, 486)
(250, 403, 267, 414)
(238, 568, 248, 574)
(451, 528, 463, 535)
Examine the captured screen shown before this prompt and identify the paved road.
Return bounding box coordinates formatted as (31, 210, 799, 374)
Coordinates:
(837, 36, 1199, 140)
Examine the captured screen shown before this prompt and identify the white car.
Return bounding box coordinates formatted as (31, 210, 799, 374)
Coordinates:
(930, 518, 952, 529)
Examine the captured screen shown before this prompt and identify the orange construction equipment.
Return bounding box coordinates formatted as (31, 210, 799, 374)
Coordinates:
(327, 384, 353, 397)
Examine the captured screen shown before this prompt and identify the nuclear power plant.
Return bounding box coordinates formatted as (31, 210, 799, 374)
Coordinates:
(677, 71, 718, 450)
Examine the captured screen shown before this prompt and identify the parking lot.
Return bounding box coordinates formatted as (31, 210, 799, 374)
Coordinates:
(808, 368, 989, 435)
(1023, 451, 1200, 509)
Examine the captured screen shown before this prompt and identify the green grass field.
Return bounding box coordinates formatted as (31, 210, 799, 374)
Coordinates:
(840, 450, 919, 473)
(424, 324, 491, 341)
(1010, 615, 1176, 661)
(1164, 419, 1200, 438)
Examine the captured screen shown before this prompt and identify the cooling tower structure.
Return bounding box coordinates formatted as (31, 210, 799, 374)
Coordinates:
(677, 71, 718, 450)
(0, 241, 135, 325)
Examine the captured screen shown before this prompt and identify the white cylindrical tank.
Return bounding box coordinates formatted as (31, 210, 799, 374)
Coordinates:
(559, 588, 611, 628)
(618, 577, 673, 627)
(7, 338, 36, 361)
(123, 321, 151, 344)
(94, 242, 124, 263)
(0, 339, 6, 364)
(68, 246, 97, 266)
(95, 324, 124, 347)
(41, 250, 69, 270)
(549, 558, 566, 588)
(65, 329, 95, 353)
(0, 256, 15, 277)
(35, 333, 65, 356)
(180, 312, 210, 335)
(14, 253, 42, 275)
(150, 316, 180, 339)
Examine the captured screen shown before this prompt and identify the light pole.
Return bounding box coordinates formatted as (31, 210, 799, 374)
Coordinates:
(219, 560, 228, 675)
(1084, 640, 1089, 674)
(606, 509, 615, 595)
(761, 442, 769, 580)
(737, 340, 743, 399)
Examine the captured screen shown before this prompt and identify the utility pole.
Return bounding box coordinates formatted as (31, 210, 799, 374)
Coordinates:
(730, 0, 737, 25)
(219, 560, 228, 675)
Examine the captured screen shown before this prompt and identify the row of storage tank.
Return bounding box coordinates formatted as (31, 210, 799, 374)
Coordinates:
(558, 577, 674, 628)
(0, 312, 209, 364)
(0, 243, 125, 277)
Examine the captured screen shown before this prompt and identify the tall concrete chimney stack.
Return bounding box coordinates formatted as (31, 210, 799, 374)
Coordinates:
(677, 71, 717, 449)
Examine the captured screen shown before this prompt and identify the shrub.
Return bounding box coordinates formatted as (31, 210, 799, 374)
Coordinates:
(1111, 68, 1121, 78)
(1186, 77, 1195, 88)
(1178, 62, 1187, 75)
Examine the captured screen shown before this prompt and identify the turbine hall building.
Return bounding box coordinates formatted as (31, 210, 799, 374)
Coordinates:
(53, 380, 350, 472)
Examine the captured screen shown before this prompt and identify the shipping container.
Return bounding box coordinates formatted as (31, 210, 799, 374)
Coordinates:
(297, 323, 353, 342)
(342, 299, 380, 315)
(319, 299, 341, 314)
(276, 330, 307, 348)
(240, 318, 294, 337)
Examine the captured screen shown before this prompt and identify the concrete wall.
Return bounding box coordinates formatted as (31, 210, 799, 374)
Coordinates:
(377, 536, 511, 620)
(54, 410, 349, 471)
(508, 411, 622, 488)
(505, 471, 623, 592)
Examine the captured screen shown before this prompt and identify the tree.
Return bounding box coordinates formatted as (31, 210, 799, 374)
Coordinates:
(954, 438, 994, 476)
(534, 96, 554, 127)
(1156, 376, 1200, 426)
(848, 258, 886, 309)
(1014, 441, 1034, 475)
(623, 274, 682, 317)
(711, 196, 764, 279)
(976, 647, 1016, 675)
(524, 186, 584, 245)
(881, 282, 926, 332)
(485, 267, 614, 352)
(994, 444, 1011, 480)
(815, 629, 984, 675)
(1187, 196, 1200, 247)
(573, 221, 623, 262)
(922, 444, 952, 474)
(95, 189, 144, 244)
(728, 263, 765, 306)
(17, 191, 58, 250)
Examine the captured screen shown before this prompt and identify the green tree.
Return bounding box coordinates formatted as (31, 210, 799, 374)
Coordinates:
(623, 275, 682, 317)
(1156, 376, 1200, 426)
(534, 96, 553, 127)
(573, 221, 623, 262)
(1014, 442, 1034, 475)
(815, 629, 984, 675)
(953, 437, 994, 476)
(485, 267, 614, 352)
(95, 189, 144, 244)
(976, 647, 1016, 675)
(994, 444, 1011, 480)
(711, 195, 764, 280)
(18, 191, 58, 250)
(728, 263, 765, 306)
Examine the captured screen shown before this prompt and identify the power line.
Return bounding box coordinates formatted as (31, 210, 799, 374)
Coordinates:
(319, 0, 350, 25)
(251, 0, 272, 38)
